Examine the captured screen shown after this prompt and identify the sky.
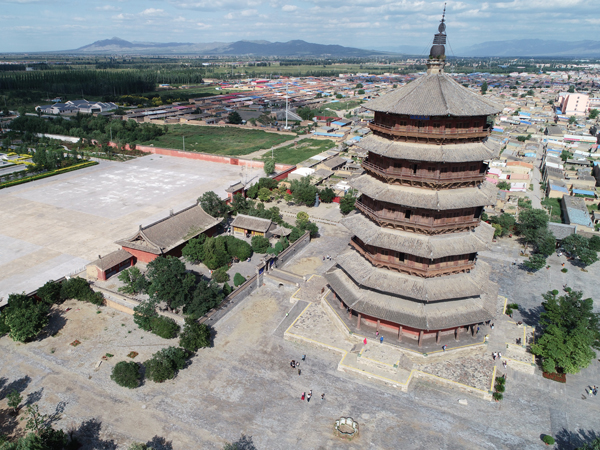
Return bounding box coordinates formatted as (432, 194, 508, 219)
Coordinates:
(1, 0, 600, 53)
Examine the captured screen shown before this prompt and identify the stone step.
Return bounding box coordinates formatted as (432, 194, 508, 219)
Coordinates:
(270, 268, 305, 284)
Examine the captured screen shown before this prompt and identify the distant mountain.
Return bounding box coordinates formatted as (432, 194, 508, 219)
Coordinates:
(368, 44, 427, 56)
(70, 38, 388, 57)
(457, 39, 600, 57)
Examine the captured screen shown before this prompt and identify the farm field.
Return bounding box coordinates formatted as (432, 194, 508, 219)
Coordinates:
(140, 124, 296, 156)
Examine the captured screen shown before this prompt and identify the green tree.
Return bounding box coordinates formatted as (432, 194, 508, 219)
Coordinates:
(179, 318, 211, 352)
(111, 361, 141, 389)
(184, 280, 223, 318)
(289, 176, 318, 206)
(340, 192, 356, 215)
(481, 81, 488, 94)
(357, 89, 365, 95)
(230, 193, 252, 215)
(233, 273, 246, 287)
(222, 282, 232, 296)
(145, 256, 195, 310)
(524, 254, 546, 271)
(562, 234, 599, 267)
(182, 234, 207, 264)
(198, 191, 228, 219)
(589, 235, 600, 251)
(589, 109, 599, 120)
(133, 299, 158, 331)
(531, 289, 600, 374)
(223, 236, 252, 261)
(296, 211, 309, 223)
(491, 213, 516, 237)
(3, 294, 49, 342)
(569, 116, 578, 125)
(212, 267, 229, 283)
(202, 237, 230, 270)
(518, 208, 549, 251)
(496, 181, 510, 190)
(319, 187, 336, 203)
(568, 85, 575, 93)
(144, 346, 188, 383)
(149, 316, 180, 339)
(118, 267, 148, 295)
(251, 235, 270, 253)
(228, 111, 243, 124)
(258, 187, 271, 202)
(36, 281, 62, 305)
(355, 83, 363, 88)
(6, 390, 22, 415)
(264, 159, 275, 175)
(579, 437, 600, 450)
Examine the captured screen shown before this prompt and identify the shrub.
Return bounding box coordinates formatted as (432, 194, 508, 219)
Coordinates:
(37, 280, 62, 305)
(144, 346, 188, 383)
(542, 435, 555, 445)
(118, 267, 148, 295)
(3, 294, 50, 342)
(507, 303, 519, 310)
(497, 181, 511, 190)
(274, 242, 284, 254)
(179, 318, 211, 352)
(0, 310, 10, 336)
(289, 227, 303, 242)
(212, 267, 230, 283)
(222, 282, 232, 296)
(234, 273, 246, 287)
(492, 392, 503, 401)
(224, 236, 252, 261)
(561, 268, 568, 273)
(149, 316, 180, 339)
(60, 278, 104, 305)
(505, 307, 513, 316)
(495, 384, 505, 393)
(319, 187, 336, 203)
(495, 376, 506, 385)
(111, 361, 141, 389)
(133, 299, 157, 331)
(340, 193, 356, 215)
(264, 159, 275, 175)
(251, 235, 271, 253)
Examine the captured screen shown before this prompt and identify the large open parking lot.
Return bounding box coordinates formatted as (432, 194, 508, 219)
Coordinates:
(0, 155, 262, 305)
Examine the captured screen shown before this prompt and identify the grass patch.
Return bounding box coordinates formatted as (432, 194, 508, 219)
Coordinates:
(260, 138, 336, 165)
(541, 197, 562, 223)
(140, 124, 295, 157)
(325, 100, 364, 111)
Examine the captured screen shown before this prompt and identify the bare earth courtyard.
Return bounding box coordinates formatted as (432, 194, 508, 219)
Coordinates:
(1, 224, 600, 448)
(0, 155, 262, 304)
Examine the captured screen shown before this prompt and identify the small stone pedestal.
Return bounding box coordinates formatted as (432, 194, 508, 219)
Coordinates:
(334, 417, 359, 441)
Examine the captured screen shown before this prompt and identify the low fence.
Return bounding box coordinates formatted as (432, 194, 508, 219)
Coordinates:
(276, 231, 311, 268)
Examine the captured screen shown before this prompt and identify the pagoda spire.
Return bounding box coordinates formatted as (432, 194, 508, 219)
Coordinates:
(427, 4, 447, 75)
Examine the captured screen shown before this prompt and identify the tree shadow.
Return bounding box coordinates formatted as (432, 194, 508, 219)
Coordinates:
(40, 308, 68, 340)
(46, 400, 67, 427)
(555, 428, 600, 450)
(25, 388, 43, 406)
(518, 305, 544, 327)
(74, 418, 117, 450)
(0, 375, 31, 400)
(146, 436, 173, 450)
(0, 406, 23, 440)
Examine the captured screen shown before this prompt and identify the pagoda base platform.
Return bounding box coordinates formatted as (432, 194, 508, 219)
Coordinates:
(324, 266, 498, 348)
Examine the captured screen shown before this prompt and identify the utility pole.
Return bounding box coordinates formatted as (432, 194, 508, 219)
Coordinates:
(285, 81, 289, 130)
(183, 135, 185, 152)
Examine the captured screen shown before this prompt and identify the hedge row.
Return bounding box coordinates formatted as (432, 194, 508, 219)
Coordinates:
(0, 161, 99, 190)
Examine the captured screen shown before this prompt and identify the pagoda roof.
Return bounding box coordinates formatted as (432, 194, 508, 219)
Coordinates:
(358, 134, 501, 163)
(350, 175, 497, 210)
(343, 214, 493, 259)
(364, 72, 502, 117)
(335, 248, 492, 302)
(116, 204, 221, 255)
(325, 266, 497, 330)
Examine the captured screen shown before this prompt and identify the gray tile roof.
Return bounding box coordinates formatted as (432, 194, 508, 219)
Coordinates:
(363, 73, 502, 117)
(116, 204, 221, 255)
(357, 135, 500, 163)
(547, 222, 577, 240)
(562, 195, 594, 228)
(343, 214, 493, 259)
(231, 214, 272, 233)
(350, 175, 497, 210)
(89, 249, 132, 271)
(325, 266, 497, 330)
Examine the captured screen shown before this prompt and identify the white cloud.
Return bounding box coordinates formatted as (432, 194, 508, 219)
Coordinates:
(196, 22, 212, 29)
(282, 4, 297, 11)
(241, 9, 258, 15)
(140, 8, 164, 16)
(95, 5, 120, 11)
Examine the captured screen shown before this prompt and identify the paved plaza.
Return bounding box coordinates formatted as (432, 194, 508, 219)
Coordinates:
(0, 155, 262, 304)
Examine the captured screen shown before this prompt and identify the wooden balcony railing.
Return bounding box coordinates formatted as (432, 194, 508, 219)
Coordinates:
(361, 160, 485, 186)
(369, 122, 492, 141)
(355, 201, 480, 234)
(350, 239, 475, 278)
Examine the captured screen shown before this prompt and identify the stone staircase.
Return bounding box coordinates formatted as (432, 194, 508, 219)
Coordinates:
(265, 268, 305, 287)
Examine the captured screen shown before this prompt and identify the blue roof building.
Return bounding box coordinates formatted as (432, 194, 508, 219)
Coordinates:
(561, 195, 594, 229)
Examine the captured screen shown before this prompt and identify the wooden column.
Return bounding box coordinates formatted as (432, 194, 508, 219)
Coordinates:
(418, 330, 424, 347)
(436, 330, 441, 344)
(471, 325, 476, 338)
(348, 309, 352, 320)
(397, 326, 402, 342)
(376, 320, 380, 332)
(339, 300, 344, 309)
(356, 314, 361, 330)
(454, 327, 460, 341)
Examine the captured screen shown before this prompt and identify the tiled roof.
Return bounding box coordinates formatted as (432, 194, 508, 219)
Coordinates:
(116, 203, 221, 255)
(364, 73, 502, 117)
(89, 249, 132, 271)
(231, 214, 272, 233)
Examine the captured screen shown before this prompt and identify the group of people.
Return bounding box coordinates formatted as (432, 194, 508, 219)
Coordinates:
(492, 351, 502, 360)
(588, 386, 598, 397)
(291, 355, 326, 402)
(290, 355, 306, 375)
(301, 390, 325, 402)
(322, 255, 332, 261)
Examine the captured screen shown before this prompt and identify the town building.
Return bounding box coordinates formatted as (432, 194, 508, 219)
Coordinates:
(556, 92, 590, 117)
(325, 16, 502, 348)
(231, 214, 291, 239)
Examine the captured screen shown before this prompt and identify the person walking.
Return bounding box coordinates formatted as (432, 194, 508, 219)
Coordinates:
(503, 360, 507, 369)
(363, 338, 367, 345)
(302, 355, 306, 361)
(498, 351, 502, 359)
(321, 393, 325, 401)
(301, 392, 305, 401)
(380, 336, 384, 344)
(291, 360, 295, 368)
(298, 368, 301, 376)
(442, 345, 447, 352)
(376, 330, 379, 337)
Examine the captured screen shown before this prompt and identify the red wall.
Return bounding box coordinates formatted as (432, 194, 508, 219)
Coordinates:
(121, 247, 159, 264)
(108, 142, 293, 173)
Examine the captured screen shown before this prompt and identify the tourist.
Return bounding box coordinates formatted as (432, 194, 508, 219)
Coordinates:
(498, 351, 502, 359)
(491, 323, 494, 330)
(291, 360, 296, 368)
(442, 345, 447, 352)
(298, 368, 301, 376)
(301, 392, 305, 401)
(380, 336, 384, 344)
(376, 330, 379, 337)
(503, 360, 507, 369)
(302, 354, 306, 361)
(363, 338, 367, 345)
(477, 326, 480, 334)
(321, 393, 325, 401)
(296, 361, 300, 368)
(492, 352, 497, 360)
(307, 392, 312, 402)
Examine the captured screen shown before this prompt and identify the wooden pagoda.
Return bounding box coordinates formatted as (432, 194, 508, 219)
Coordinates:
(325, 13, 503, 347)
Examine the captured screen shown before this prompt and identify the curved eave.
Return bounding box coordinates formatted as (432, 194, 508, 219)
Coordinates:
(350, 174, 497, 210)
